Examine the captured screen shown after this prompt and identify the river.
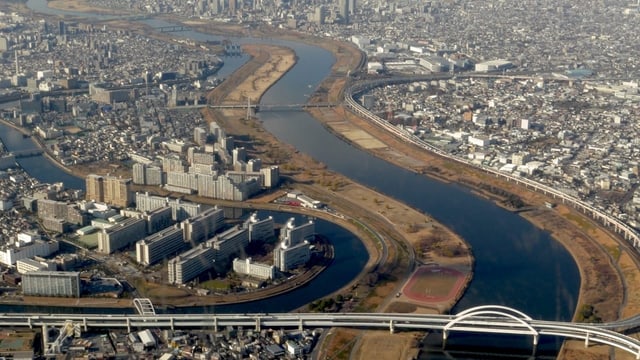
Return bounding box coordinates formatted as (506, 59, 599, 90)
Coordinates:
(14, 1, 581, 356)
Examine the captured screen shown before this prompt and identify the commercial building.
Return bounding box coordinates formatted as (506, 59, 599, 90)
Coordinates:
(136, 225, 184, 265)
(97, 217, 146, 254)
(181, 207, 224, 244)
(474, 59, 513, 72)
(167, 244, 215, 284)
(233, 258, 275, 280)
(22, 271, 80, 297)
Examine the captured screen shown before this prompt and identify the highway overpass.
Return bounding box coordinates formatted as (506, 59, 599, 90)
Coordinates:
(4, 306, 640, 358)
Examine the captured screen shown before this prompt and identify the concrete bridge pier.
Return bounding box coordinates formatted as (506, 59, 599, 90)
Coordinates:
(213, 317, 218, 332)
(255, 318, 261, 332)
(126, 318, 131, 333)
(442, 329, 448, 348)
(299, 318, 304, 331)
(585, 332, 590, 348)
(41, 323, 48, 351)
(389, 320, 394, 334)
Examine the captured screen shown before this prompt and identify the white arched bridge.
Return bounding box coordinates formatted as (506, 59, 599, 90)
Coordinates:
(6, 305, 640, 358)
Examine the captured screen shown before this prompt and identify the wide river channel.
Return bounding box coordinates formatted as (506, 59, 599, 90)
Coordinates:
(7, 1, 582, 356)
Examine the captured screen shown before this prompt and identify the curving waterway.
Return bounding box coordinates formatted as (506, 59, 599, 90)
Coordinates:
(13, 1, 581, 355)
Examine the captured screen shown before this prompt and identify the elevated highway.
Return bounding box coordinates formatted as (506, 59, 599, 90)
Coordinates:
(5, 306, 640, 358)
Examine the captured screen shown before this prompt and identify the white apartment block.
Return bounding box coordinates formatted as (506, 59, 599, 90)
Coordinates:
(245, 212, 274, 242)
(136, 225, 184, 265)
(0, 239, 59, 266)
(181, 206, 224, 244)
(167, 245, 215, 284)
(16, 258, 55, 274)
(233, 258, 275, 280)
(97, 217, 147, 254)
(273, 241, 311, 272)
(281, 218, 315, 247)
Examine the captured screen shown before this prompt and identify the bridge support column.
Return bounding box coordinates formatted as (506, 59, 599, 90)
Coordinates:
(442, 330, 447, 349)
(170, 317, 174, 331)
(214, 317, 218, 332)
(299, 318, 304, 331)
(584, 332, 589, 348)
(255, 318, 261, 332)
(83, 317, 87, 332)
(533, 334, 538, 347)
(42, 323, 48, 351)
(28, 317, 32, 329)
(126, 318, 130, 333)
(389, 320, 394, 334)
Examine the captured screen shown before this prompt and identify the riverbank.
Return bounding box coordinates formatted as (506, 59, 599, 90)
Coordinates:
(192, 27, 470, 360)
(199, 39, 473, 315)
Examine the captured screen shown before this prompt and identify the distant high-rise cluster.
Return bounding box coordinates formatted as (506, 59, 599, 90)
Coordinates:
(131, 121, 280, 201)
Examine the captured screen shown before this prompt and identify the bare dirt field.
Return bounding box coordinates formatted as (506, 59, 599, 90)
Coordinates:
(47, 0, 129, 15)
(402, 266, 466, 303)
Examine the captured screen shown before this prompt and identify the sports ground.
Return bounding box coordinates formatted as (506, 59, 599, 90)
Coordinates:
(401, 266, 466, 303)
